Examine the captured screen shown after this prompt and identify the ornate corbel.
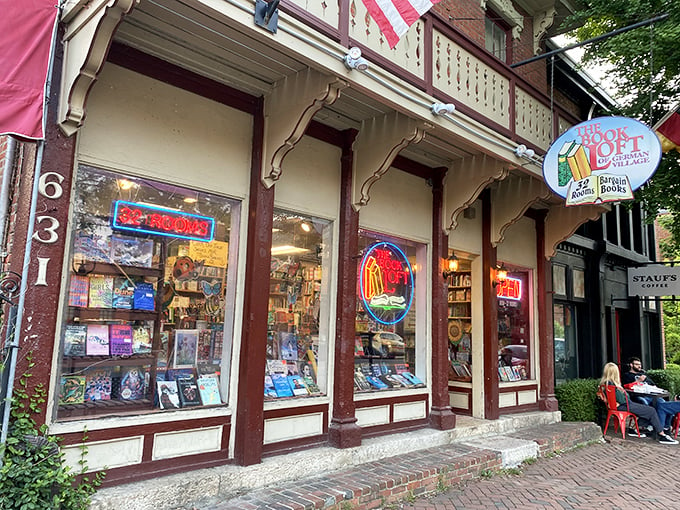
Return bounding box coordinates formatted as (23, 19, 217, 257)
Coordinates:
(544, 202, 609, 258)
(533, 8, 556, 55)
(491, 176, 552, 245)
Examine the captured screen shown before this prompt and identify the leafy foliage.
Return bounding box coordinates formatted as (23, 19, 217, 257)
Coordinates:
(0, 355, 104, 510)
(555, 378, 603, 422)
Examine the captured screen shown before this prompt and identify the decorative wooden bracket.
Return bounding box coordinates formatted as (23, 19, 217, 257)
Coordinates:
(544, 202, 609, 258)
(262, 70, 348, 187)
(352, 112, 432, 210)
(444, 154, 507, 231)
(491, 176, 552, 246)
(59, 0, 139, 136)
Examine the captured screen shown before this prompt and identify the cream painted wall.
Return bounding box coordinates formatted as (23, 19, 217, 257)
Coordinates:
(497, 216, 536, 269)
(448, 199, 482, 255)
(77, 64, 252, 198)
(358, 168, 432, 242)
(274, 135, 341, 218)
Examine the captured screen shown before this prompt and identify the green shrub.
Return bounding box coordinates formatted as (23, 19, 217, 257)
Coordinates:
(648, 367, 680, 397)
(555, 378, 603, 422)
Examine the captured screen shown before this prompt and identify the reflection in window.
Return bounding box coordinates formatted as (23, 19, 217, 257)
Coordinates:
(485, 15, 508, 62)
(497, 269, 531, 381)
(554, 303, 578, 384)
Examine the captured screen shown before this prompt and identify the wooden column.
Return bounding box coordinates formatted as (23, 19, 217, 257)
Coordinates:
(328, 129, 362, 448)
(534, 209, 558, 411)
(429, 168, 456, 430)
(482, 190, 499, 419)
(234, 97, 273, 465)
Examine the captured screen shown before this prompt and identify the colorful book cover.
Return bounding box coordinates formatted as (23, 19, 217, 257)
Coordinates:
(401, 372, 425, 387)
(303, 376, 321, 394)
(157, 380, 180, 409)
(85, 324, 110, 355)
(133, 281, 156, 311)
(267, 359, 287, 375)
(271, 374, 293, 397)
(354, 370, 371, 391)
(166, 368, 195, 381)
(177, 377, 202, 407)
(132, 326, 152, 354)
(498, 367, 510, 382)
(119, 367, 146, 400)
(110, 235, 154, 268)
(88, 275, 114, 308)
(391, 374, 412, 387)
(174, 329, 198, 367)
(264, 375, 278, 398)
(84, 369, 112, 401)
(197, 329, 212, 363)
(287, 375, 309, 396)
(59, 375, 86, 405)
(89, 224, 113, 263)
(110, 324, 133, 356)
(366, 376, 388, 389)
(112, 276, 135, 309)
(63, 324, 87, 356)
(198, 375, 223, 404)
(68, 274, 89, 307)
(279, 332, 298, 361)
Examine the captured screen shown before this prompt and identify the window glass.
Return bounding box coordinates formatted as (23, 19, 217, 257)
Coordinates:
(553, 302, 577, 384)
(264, 210, 332, 399)
(485, 16, 507, 62)
(447, 258, 472, 381)
(354, 231, 425, 392)
(58, 165, 240, 419)
(497, 268, 531, 381)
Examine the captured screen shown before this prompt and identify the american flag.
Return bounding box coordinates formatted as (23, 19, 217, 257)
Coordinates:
(362, 0, 441, 49)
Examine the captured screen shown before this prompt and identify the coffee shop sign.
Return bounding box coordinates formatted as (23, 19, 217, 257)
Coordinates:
(628, 265, 680, 297)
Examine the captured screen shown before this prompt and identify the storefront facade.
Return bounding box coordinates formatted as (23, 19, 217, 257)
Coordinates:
(2, 0, 607, 484)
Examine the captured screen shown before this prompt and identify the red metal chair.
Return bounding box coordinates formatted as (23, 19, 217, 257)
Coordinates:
(600, 384, 641, 439)
(671, 412, 680, 439)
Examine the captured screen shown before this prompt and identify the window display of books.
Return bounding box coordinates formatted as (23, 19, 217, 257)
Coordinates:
(155, 366, 222, 409)
(263, 358, 323, 399)
(353, 360, 424, 393)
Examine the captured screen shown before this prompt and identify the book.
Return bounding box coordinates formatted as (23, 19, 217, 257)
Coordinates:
(132, 326, 153, 354)
(401, 372, 425, 387)
(88, 275, 114, 308)
(197, 329, 212, 363)
(112, 276, 135, 309)
(59, 375, 86, 405)
(198, 375, 222, 404)
(63, 324, 86, 356)
(157, 380, 180, 409)
(68, 275, 89, 307)
(264, 375, 278, 398)
(391, 373, 412, 387)
(511, 366, 522, 382)
(271, 374, 294, 397)
(354, 369, 371, 391)
(110, 235, 154, 268)
(366, 376, 388, 389)
(109, 324, 133, 356)
(84, 368, 112, 401)
(303, 376, 321, 394)
(133, 281, 156, 311)
(177, 377, 202, 407)
(558, 140, 592, 185)
(267, 359, 287, 376)
(565, 173, 633, 206)
(197, 363, 221, 377)
(174, 329, 199, 367)
(279, 332, 298, 361)
(287, 375, 309, 396)
(119, 367, 146, 400)
(380, 374, 403, 388)
(85, 324, 110, 355)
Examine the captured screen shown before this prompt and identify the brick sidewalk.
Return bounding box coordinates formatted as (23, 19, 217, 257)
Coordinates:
(197, 421, 602, 510)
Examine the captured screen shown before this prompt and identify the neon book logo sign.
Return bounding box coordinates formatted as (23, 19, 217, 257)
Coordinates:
(112, 201, 215, 242)
(359, 242, 414, 325)
(497, 276, 522, 301)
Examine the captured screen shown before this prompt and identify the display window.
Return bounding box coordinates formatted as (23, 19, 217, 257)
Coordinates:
(553, 302, 577, 384)
(497, 267, 531, 382)
(264, 210, 332, 400)
(354, 231, 425, 393)
(57, 165, 240, 419)
(447, 258, 472, 382)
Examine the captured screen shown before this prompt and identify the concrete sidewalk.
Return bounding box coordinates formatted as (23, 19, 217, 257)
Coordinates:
(90, 412, 603, 510)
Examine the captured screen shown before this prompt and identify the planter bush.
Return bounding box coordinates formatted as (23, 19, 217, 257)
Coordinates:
(555, 378, 603, 422)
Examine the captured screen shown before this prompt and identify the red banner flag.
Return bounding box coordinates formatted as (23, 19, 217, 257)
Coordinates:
(0, 0, 59, 140)
(362, 0, 441, 49)
(654, 107, 680, 153)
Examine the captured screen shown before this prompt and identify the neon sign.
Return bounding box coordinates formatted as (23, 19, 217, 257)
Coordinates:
(112, 201, 215, 242)
(497, 276, 522, 301)
(359, 242, 414, 325)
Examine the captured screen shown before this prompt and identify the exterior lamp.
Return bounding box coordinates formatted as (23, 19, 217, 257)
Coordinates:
(344, 47, 369, 71)
(442, 253, 459, 279)
(493, 264, 508, 287)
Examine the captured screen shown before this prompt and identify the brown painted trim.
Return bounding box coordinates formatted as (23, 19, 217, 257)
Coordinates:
(392, 154, 435, 180)
(354, 392, 429, 408)
(482, 190, 499, 420)
(234, 96, 272, 466)
(262, 434, 328, 456)
(264, 403, 329, 420)
(430, 168, 455, 430)
(498, 403, 540, 414)
(328, 128, 362, 448)
(281, 2, 341, 43)
(307, 119, 346, 147)
(107, 43, 259, 114)
(498, 384, 538, 393)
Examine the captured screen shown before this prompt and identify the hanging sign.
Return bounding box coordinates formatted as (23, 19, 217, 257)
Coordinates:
(359, 242, 414, 325)
(112, 200, 215, 242)
(628, 265, 680, 296)
(543, 116, 661, 207)
(497, 276, 522, 301)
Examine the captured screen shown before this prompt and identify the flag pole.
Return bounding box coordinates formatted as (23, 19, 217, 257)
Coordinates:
(0, 6, 60, 459)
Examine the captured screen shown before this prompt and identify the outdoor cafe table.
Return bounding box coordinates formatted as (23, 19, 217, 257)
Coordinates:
(626, 387, 670, 400)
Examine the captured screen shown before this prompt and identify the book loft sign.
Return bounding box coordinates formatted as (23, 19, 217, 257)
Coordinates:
(543, 117, 662, 207)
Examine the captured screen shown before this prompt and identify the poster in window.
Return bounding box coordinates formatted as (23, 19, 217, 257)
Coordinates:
(552, 265, 567, 296)
(174, 329, 199, 368)
(573, 268, 585, 299)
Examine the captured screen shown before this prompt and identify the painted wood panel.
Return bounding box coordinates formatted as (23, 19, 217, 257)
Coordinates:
(263, 412, 324, 443)
(153, 426, 223, 460)
(63, 436, 143, 472)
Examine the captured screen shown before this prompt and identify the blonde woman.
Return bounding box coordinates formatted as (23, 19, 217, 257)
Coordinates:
(600, 362, 678, 444)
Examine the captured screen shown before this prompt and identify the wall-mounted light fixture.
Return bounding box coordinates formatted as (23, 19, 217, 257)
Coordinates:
(513, 144, 535, 160)
(442, 252, 459, 279)
(300, 221, 311, 233)
(431, 103, 455, 116)
(493, 264, 508, 287)
(344, 47, 369, 71)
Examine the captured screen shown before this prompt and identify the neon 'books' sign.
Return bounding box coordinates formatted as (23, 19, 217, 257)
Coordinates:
(497, 276, 521, 301)
(543, 116, 661, 207)
(112, 201, 215, 242)
(359, 242, 414, 325)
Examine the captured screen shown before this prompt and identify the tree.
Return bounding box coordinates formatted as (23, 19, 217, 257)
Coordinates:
(565, 0, 680, 236)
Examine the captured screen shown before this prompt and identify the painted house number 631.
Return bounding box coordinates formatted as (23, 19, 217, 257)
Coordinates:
(31, 172, 65, 286)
